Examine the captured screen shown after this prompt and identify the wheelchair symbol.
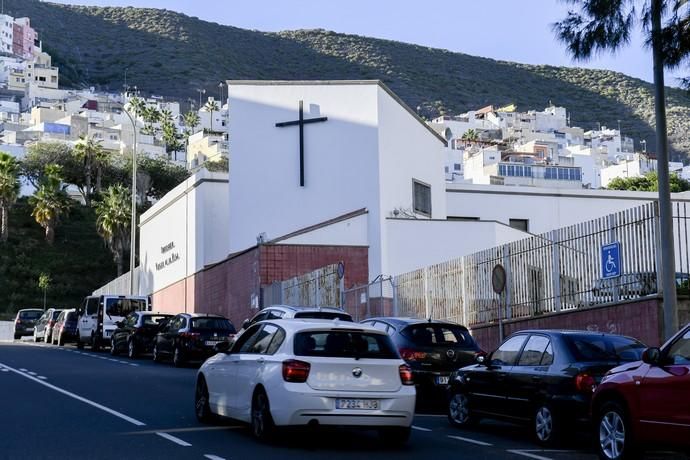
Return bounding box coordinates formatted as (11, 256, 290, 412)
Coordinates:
(605, 254, 617, 274)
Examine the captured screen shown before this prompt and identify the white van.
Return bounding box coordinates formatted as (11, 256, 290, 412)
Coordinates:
(77, 295, 150, 350)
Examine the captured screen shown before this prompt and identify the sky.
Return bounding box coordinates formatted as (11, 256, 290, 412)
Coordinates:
(48, 0, 685, 87)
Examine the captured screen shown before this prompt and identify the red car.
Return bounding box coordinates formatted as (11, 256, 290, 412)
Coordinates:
(591, 323, 690, 460)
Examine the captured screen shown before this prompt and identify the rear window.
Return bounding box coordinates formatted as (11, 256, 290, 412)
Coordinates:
(294, 330, 398, 359)
(191, 317, 236, 332)
(293, 311, 353, 321)
(66, 312, 78, 321)
(401, 324, 476, 348)
(50, 310, 62, 320)
(142, 315, 171, 326)
(19, 311, 42, 320)
(105, 298, 147, 317)
(565, 335, 646, 362)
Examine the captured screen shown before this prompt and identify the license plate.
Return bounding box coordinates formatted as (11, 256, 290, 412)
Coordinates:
(436, 376, 450, 385)
(205, 340, 222, 346)
(105, 330, 112, 337)
(27, 328, 34, 332)
(336, 399, 379, 410)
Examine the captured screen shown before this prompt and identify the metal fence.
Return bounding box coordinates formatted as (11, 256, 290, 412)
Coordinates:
(342, 276, 395, 322)
(262, 264, 343, 308)
(92, 267, 140, 296)
(390, 201, 690, 327)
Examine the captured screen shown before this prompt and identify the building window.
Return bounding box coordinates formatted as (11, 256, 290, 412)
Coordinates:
(412, 179, 432, 217)
(509, 218, 529, 232)
(453, 163, 461, 171)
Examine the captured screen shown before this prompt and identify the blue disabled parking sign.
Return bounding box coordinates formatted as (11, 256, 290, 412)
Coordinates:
(601, 242, 621, 279)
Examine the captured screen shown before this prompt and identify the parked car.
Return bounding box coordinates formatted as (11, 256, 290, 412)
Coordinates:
(153, 313, 236, 367)
(360, 317, 482, 405)
(110, 312, 173, 359)
(237, 305, 353, 337)
(592, 323, 690, 460)
(195, 319, 416, 443)
(592, 271, 690, 300)
(76, 294, 150, 351)
(447, 330, 646, 446)
(34, 308, 63, 343)
(13, 309, 43, 340)
(52, 309, 78, 346)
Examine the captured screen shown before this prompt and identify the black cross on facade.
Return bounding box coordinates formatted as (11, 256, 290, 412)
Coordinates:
(275, 100, 328, 187)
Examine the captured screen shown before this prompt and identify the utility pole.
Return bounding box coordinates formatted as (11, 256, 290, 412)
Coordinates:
(651, 0, 678, 340)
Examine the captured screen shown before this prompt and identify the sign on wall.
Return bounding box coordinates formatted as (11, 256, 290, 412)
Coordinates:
(601, 242, 621, 279)
(155, 241, 181, 271)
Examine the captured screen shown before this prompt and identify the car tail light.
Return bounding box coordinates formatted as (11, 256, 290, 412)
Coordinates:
(399, 364, 414, 385)
(15, 319, 21, 325)
(282, 360, 310, 383)
(575, 372, 597, 393)
(228, 333, 235, 340)
(399, 348, 428, 361)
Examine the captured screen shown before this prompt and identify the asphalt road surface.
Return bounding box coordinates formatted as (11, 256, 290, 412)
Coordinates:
(0, 339, 686, 460)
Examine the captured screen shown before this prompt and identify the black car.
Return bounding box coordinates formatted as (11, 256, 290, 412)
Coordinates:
(110, 311, 173, 359)
(360, 317, 483, 405)
(153, 313, 236, 367)
(447, 330, 646, 446)
(52, 309, 78, 346)
(13, 309, 43, 340)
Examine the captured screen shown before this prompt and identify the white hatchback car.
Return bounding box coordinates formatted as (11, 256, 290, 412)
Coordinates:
(195, 319, 416, 443)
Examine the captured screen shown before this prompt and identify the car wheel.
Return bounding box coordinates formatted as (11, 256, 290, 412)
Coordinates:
(534, 404, 560, 446)
(110, 338, 118, 355)
(448, 392, 477, 427)
(173, 347, 184, 368)
(13, 333, 20, 340)
(152, 344, 161, 362)
(128, 340, 137, 360)
(57, 334, 63, 346)
(76, 338, 84, 349)
(597, 402, 638, 460)
(33, 330, 38, 342)
(195, 377, 215, 423)
(46, 333, 51, 344)
(251, 389, 276, 442)
(378, 426, 411, 446)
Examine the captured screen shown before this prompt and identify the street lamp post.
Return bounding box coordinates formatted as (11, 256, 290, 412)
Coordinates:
(197, 88, 206, 108)
(218, 82, 225, 104)
(121, 104, 138, 295)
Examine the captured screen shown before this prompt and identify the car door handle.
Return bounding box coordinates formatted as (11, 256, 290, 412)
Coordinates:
(256, 358, 265, 365)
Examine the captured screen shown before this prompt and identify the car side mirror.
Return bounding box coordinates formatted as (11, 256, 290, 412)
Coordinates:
(475, 352, 487, 365)
(242, 319, 251, 330)
(642, 347, 661, 366)
(214, 341, 231, 354)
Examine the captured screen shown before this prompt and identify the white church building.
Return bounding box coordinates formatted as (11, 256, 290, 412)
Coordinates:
(127, 80, 690, 325)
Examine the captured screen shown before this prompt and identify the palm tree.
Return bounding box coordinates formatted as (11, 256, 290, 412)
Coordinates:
(73, 135, 105, 205)
(141, 106, 161, 136)
(203, 100, 220, 132)
(162, 120, 182, 160)
(554, 0, 688, 339)
(461, 129, 479, 143)
(183, 110, 200, 135)
(29, 164, 71, 245)
(127, 96, 146, 120)
(0, 152, 20, 242)
(95, 185, 131, 276)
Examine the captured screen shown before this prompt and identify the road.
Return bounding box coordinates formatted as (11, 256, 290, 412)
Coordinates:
(0, 339, 685, 460)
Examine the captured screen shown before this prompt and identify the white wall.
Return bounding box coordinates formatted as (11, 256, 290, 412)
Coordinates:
(139, 170, 229, 295)
(278, 212, 369, 246)
(228, 82, 382, 274)
(385, 219, 528, 275)
(445, 183, 690, 235)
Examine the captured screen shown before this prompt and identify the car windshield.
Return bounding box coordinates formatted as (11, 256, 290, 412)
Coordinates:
(401, 324, 476, 348)
(142, 315, 171, 326)
(294, 330, 398, 359)
(565, 334, 646, 362)
(50, 310, 62, 320)
(190, 317, 236, 332)
(293, 311, 352, 321)
(19, 311, 42, 320)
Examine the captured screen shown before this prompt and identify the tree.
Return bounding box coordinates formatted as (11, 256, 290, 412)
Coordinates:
(607, 171, 690, 192)
(0, 152, 20, 242)
(203, 100, 220, 132)
(161, 120, 183, 160)
(137, 156, 191, 201)
(141, 105, 161, 136)
(461, 129, 479, 142)
(29, 164, 72, 245)
(554, 0, 687, 339)
(73, 135, 108, 205)
(38, 273, 51, 311)
(94, 185, 131, 276)
(183, 110, 200, 136)
(204, 156, 229, 172)
(127, 96, 146, 120)
(21, 142, 80, 190)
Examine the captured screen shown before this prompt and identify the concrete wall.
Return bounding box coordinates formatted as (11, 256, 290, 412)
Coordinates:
(278, 212, 368, 246)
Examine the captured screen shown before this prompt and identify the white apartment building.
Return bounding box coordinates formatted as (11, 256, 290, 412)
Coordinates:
(0, 15, 13, 55)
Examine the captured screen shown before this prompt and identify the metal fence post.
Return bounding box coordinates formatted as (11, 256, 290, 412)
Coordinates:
(424, 267, 430, 319)
(552, 230, 561, 313)
(502, 245, 512, 320)
(392, 277, 399, 317)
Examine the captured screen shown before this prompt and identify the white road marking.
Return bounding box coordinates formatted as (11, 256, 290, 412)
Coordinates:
(1, 368, 8, 372)
(204, 455, 226, 460)
(28, 371, 37, 376)
(155, 432, 191, 447)
(129, 363, 139, 367)
(123, 426, 242, 435)
(19, 368, 27, 372)
(38, 376, 47, 380)
(0, 362, 146, 426)
(412, 425, 432, 432)
(447, 435, 493, 446)
(506, 450, 554, 460)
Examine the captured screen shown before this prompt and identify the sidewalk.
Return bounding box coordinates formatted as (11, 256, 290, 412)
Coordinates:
(0, 321, 14, 341)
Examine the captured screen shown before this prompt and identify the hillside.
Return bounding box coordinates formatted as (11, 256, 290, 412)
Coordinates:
(0, 198, 116, 315)
(4, 0, 690, 159)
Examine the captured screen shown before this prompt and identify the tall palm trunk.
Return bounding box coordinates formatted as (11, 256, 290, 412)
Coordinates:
(1, 206, 8, 242)
(95, 165, 103, 194)
(45, 219, 55, 245)
(84, 161, 93, 207)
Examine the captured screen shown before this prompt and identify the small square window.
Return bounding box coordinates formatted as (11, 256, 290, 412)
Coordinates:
(509, 219, 529, 232)
(413, 179, 431, 217)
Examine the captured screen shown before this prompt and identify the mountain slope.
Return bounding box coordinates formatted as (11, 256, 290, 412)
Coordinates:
(5, 0, 690, 158)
